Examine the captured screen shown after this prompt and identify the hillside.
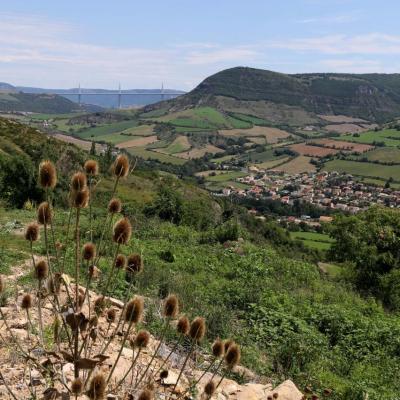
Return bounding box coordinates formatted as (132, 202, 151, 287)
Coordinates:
(0, 90, 100, 114)
(144, 67, 400, 123)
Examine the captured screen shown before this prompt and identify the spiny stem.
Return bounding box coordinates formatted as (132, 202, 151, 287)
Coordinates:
(61, 207, 73, 274)
(74, 208, 81, 379)
(114, 347, 142, 392)
(135, 317, 171, 389)
(106, 318, 134, 385)
(169, 338, 197, 398)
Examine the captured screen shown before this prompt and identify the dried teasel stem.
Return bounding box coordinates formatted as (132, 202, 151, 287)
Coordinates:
(73, 207, 81, 379)
(0, 371, 18, 400)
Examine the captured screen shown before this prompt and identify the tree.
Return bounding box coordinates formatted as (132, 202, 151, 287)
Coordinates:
(90, 141, 96, 156)
(329, 207, 400, 308)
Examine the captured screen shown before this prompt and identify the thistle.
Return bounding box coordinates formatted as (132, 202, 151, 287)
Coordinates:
(138, 389, 153, 400)
(71, 377, 83, 395)
(37, 202, 53, 225)
(113, 154, 130, 178)
(189, 317, 206, 342)
(82, 242, 96, 261)
(163, 294, 179, 318)
(204, 380, 216, 397)
(39, 160, 57, 189)
(71, 172, 87, 191)
(35, 260, 49, 281)
(115, 254, 127, 269)
(71, 187, 90, 209)
(108, 198, 122, 214)
(113, 218, 132, 245)
(124, 296, 144, 324)
(24, 222, 40, 242)
(134, 330, 150, 348)
(177, 316, 190, 335)
(84, 159, 99, 176)
(87, 373, 106, 400)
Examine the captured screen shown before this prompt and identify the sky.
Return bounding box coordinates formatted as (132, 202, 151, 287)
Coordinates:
(1, 0, 400, 90)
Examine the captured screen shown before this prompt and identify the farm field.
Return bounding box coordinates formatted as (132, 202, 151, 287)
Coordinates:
(156, 135, 191, 154)
(318, 114, 367, 123)
(126, 146, 186, 165)
(324, 123, 373, 134)
(53, 133, 105, 152)
(72, 120, 138, 139)
(312, 138, 374, 153)
(290, 231, 335, 251)
(340, 129, 400, 147)
(275, 156, 316, 174)
(116, 135, 158, 149)
(151, 106, 249, 130)
(211, 154, 236, 164)
(323, 159, 400, 181)
(120, 124, 155, 136)
(174, 144, 223, 159)
(219, 126, 290, 143)
(256, 157, 291, 170)
(290, 143, 338, 157)
(205, 170, 247, 182)
(243, 147, 285, 163)
(355, 147, 400, 163)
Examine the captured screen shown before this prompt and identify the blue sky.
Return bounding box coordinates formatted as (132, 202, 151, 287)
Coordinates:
(1, 0, 400, 89)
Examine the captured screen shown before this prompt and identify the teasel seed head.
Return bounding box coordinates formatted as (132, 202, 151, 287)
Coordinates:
(71, 171, 87, 191)
(204, 380, 216, 396)
(21, 293, 33, 309)
(212, 338, 224, 358)
(124, 296, 144, 323)
(108, 198, 122, 214)
(37, 202, 52, 225)
(138, 389, 153, 400)
(163, 294, 179, 318)
(84, 159, 99, 176)
(126, 253, 143, 273)
(177, 316, 190, 335)
(113, 218, 132, 245)
(224, 339, 235, 353)
(71, 187, 90, 208)
(115, 254, 127, 269)
(268, 396, 273, 400)
(82, 242, 96, 261)
(87, 373, 106, 400)
(134, 329, 150, 348)
(225, 343, 241, 369)
(35, 260, 48, 280)
(94, 296, 105, 315)
(106, 308, 117, 323)
(71, 377, 83, 395)
(25, 222, 40, 242)
(189, 317, 206, 342)
(39, 160, 57, 189)
(47, 273, 61, 295)
(160, 370, 169, 379)
(89, 328, 98, 342)
(89, 315, 98, 328)
(113, 154, 129, 178)
(273, 393, 279, 399)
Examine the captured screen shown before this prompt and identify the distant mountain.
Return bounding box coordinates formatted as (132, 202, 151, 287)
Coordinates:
(15, 85, 186, 109)
(0, 86, 101, 114)
(144, 67, 400, 124)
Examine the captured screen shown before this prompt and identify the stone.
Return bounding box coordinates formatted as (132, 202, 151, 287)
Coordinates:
(266, 380, 303, 400)
(108, 297, 124, 309)
(235, 383, 272, 400)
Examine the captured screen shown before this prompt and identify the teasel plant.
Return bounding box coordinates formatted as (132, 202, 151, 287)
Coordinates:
(0, 155, 241, 399)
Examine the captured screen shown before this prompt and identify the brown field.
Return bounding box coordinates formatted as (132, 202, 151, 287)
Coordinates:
(274, 156, 316, 174)
(53, 134, 105, 152)
(325, 124, 370, 134)
(319, 115, 367, 123)
(310, 139, 374, 153)
(116, 135, 158, 149)
(247, 136, 266, 145)
(256, 157, 290, 170)
(175, 144, 223, 159)
(219, 126, 290, 144)
(290, 143, 339, 157)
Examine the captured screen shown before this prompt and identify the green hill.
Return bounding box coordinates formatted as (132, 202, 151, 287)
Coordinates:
(0, 91, 95, 114)
(143, 67, 400, 123)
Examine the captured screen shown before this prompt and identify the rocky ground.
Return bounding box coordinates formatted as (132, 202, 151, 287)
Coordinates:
(0, 260, 303, 400)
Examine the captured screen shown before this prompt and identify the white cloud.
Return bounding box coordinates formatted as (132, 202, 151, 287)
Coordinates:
(269, 33, 400, 55)
(296, 14, 359, 24)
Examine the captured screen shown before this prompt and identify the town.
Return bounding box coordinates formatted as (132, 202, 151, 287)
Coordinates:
(218, 168, 400, 214)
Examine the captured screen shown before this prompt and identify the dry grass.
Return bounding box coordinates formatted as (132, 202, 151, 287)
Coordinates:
(325, 124, 370, 134)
